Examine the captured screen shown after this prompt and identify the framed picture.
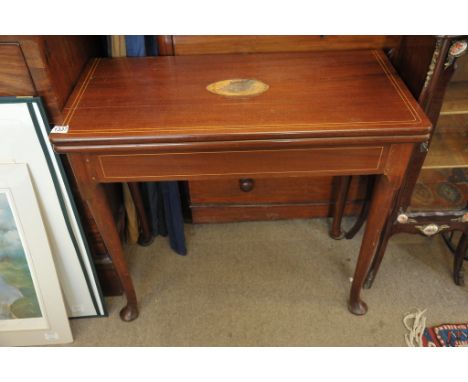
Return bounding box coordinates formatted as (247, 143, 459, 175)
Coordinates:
(0, 163, 72, 345)
(0, 97, 105, 318)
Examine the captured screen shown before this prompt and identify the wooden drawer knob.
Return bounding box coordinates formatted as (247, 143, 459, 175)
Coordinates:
(239, 178, 255, 192)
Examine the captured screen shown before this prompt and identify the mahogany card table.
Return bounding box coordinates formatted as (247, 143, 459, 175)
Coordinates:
(50, 50, 431, 321)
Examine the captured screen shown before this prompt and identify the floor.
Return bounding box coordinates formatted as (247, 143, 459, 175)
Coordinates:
(69, 218, 468, 346)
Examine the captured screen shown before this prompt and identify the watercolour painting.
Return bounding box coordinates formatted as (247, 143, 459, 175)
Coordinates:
(0, 191, 42, 320)
(0, 163, 72, 345)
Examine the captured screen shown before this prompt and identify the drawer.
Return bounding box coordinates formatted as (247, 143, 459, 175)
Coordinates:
(189, 176, 367, 204)
(94, 146, 386, 182)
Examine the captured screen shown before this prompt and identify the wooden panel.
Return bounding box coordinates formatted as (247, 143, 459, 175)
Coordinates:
(157, 36, 174, 55)
(189, 176, 366, 204)
(95, 146, 386, 182)
(42, 36, 102, 114)
(191, 201, 363, 223)
(0, 36, 102, 123)
(172, 35, 401, 56)
(0, 43, 35, 95)
(391, 36, 436, 100)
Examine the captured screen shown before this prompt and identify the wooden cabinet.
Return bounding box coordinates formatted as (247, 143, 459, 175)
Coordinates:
(157, 35, 401, 223)
(0, 36, 102, 123)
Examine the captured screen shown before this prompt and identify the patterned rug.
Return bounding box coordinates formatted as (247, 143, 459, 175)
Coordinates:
(404, 309, 468, 347)
(422, 324, 468, 347)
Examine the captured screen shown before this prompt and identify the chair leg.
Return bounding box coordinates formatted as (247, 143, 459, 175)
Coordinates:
(454, 232, 468, 286)
(128, 182, 154, 246)
(330, 176, 352, 240)
(345, 176, 375, 240)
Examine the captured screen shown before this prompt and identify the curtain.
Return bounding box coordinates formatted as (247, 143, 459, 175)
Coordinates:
(108, 35, 187, 255)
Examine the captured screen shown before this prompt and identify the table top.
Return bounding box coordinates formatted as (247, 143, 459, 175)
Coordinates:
(51, 50, 431, 148)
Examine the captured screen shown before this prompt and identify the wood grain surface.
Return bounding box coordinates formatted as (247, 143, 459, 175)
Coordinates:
(0, 43, 35, 96)
(171, 35, 401, 55)
(0, 36, 101, 123)
(51, 50, 430, 149)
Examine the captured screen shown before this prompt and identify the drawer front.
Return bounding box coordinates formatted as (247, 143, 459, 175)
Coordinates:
(191, 201, 364, 223)
(94, 146, 386, 182)
(189, 176, 367, 204)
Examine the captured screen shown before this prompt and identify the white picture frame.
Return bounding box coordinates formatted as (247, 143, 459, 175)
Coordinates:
(0, 98, 105, 318)
(0, 163, 72, 346)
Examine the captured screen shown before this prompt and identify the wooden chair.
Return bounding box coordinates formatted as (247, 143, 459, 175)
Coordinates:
(329, 36, 468, 287)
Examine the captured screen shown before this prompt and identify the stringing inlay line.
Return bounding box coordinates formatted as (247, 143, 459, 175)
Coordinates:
(61, 58, 101, 126)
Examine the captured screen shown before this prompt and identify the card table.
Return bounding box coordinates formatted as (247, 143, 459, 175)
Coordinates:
(50, 50, 431, 321)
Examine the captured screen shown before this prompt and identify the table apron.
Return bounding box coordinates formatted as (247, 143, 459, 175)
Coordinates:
(86, 145, 389, 183)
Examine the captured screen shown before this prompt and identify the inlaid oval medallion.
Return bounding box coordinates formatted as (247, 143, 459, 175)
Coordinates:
(206, 79, 269, 97)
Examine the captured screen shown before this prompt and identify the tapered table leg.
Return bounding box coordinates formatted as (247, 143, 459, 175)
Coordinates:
(128, 182, 154, 246)
(330, 176, 352, 239)
(69, 155, 139, 321)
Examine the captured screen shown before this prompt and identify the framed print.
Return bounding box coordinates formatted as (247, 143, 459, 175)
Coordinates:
(0, 163, 72, 346)
(0, 97, 105, 318)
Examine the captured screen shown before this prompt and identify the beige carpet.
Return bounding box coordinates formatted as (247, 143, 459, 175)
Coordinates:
(69, 218, 468, 346)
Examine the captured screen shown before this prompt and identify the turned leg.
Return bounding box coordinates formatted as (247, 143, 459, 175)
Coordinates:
(349, 174, 400, 315)
(454, 233, 468, 286)
(69, 155, 139, 321)
(128, 182, 154, 246)
(330, 176, 352, 239)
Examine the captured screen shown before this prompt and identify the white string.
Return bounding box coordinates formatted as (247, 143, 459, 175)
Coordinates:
(403, 308, 429, 347)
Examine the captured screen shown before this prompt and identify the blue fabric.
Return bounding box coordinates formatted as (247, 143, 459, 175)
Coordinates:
(139, 182, 168, 237)
(125, 36, 146, 57)
(161, 182, 187, 255)
(125, 36, 187, 256)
